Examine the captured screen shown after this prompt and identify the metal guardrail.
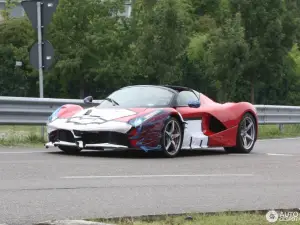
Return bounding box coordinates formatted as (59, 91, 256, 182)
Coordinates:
(0, 96, 102, 125)
(255, 105, 300, 124)
(0, 96, 299, 125)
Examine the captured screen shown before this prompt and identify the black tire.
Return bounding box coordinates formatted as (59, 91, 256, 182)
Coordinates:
(160, 117, 184, 158)
(224, 112, 257, 154)
(58, 146, 82, 154)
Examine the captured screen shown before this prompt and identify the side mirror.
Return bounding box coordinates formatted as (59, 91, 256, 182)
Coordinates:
(83, 96, 93, 104)
(188, 100, 200, 108)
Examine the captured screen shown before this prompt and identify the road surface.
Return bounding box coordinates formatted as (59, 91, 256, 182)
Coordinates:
(0, 138, 300, 225)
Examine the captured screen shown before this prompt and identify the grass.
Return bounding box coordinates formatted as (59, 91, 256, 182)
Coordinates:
(258, 124, 300, 139)
(88, 211, 300, 225)
(0, 125, 46, 147)
(0, 124, 299, 147)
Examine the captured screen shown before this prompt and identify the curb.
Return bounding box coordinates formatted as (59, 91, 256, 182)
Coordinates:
(33, 220, 115, 225)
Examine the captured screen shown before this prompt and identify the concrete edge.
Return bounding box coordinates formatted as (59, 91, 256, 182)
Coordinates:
(33, 220, 115, 225)
(25, 208, 300, 225)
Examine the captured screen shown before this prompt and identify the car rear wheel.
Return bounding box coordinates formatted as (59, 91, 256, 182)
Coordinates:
(160, 117, 183, 158)
(58, 146, 82, 154)
(224, 112, 257, 154)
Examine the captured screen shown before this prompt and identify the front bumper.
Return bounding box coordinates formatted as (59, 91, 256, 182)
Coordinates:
(45, 141, 128, 149)
(46, 129, 131, 150)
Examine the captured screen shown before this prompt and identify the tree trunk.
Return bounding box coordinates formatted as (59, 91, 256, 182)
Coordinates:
(251, 79, 255, 104)
(79, 77, 85, 99)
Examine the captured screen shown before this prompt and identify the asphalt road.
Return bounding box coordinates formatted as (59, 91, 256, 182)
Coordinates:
(0, 138, 300, 225)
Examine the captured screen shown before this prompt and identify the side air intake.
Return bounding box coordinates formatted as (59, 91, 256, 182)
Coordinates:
(209, 116, 227, 133)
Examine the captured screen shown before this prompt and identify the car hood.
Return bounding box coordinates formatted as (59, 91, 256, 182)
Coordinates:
(68, 107, 148, 123)
(47, 107, 157, 132)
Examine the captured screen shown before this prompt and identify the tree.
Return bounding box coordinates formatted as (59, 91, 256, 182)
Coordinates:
(0, 18, 36, 96)
(130, 0, 193, 85)
(47, 0, 129, 98)
(0, 0, 18, 21)
(204, 13, 249, 102)
(229, 0, 298, 103)
(187, 13, 249, 102)
(285, 44, 300, 105)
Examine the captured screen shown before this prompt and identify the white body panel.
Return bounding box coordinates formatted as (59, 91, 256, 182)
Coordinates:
(72, 107, 137, 121)
(181, 119, 209, 149)
(45, 141, 128, 149)
(47, 107, 137, 133)
(48, 119, 132, 133)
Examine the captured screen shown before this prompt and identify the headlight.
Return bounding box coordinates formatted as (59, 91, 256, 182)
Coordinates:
(48, 106, 62, 123)
(128, 110, 162, 127)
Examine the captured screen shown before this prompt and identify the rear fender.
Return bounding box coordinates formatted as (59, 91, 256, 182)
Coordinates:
(204, 102, 258, 147)
(224, 102, 258, 127)
(205, 102, 257, 128)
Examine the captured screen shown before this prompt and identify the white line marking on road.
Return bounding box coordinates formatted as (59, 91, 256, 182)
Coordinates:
(0, 151, 50, 154)
(230, 154, 252, 156)
(267, 153, 294, 156)
(61, 174, 254, 179)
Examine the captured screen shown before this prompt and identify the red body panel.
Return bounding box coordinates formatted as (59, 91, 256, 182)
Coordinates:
(176, 93, 258, 147)
(57, 104, 83, 118)
(201, 94, 258, 147)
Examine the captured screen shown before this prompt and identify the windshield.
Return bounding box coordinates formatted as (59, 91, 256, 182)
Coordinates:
(96, 86, 175, 108)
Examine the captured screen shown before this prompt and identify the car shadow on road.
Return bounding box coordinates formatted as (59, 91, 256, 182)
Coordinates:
(47, 148, 228, 159)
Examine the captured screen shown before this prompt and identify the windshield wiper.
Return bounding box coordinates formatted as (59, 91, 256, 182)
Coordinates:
(105, 97, 119, 106)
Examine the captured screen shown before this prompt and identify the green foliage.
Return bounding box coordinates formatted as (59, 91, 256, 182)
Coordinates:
(46, 0, 130, 98)
(0, 44, 27, 96)
(0, 0, 300, 106)
(285, 44, 300, 105)
(188, 13, 249, 102)
(130, 0, 193, 85)
(228, 0, 298, 102)
(191, 0, 220, 17)
(0, 0, 18, 21)
(204, 13, 249, 101)
(90, 211, 300, 225)
(188, 34, 208, 61)
(0, 18, 36, 96)
(0, 125, 46, 146)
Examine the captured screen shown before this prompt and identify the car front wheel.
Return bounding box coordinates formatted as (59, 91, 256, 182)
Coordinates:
(160, 117, 183, 157)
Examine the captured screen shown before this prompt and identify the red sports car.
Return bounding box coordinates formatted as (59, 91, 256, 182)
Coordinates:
(45, 85, 258, 157)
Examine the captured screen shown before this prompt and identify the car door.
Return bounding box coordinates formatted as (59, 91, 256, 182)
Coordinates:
(175, 90, 208, 149)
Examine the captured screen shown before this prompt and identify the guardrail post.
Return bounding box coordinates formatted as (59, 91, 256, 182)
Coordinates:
(279, 124, 284, 133)
(41, 126, 45, 140)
